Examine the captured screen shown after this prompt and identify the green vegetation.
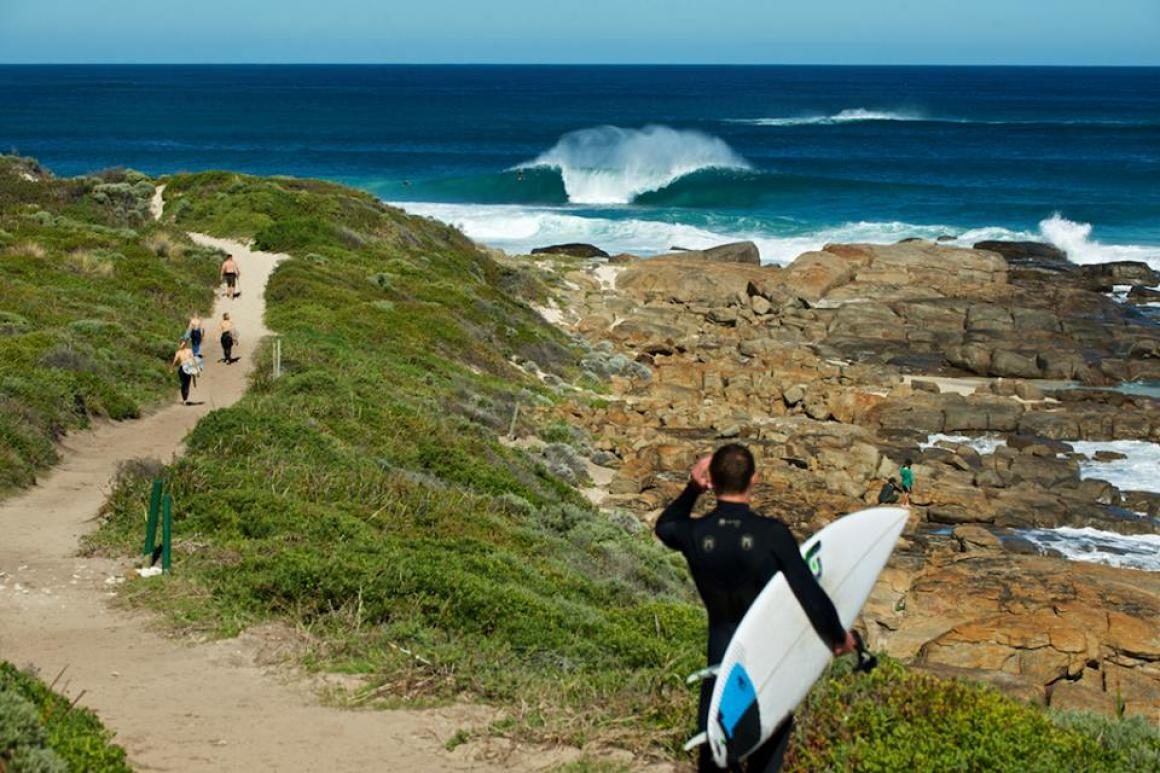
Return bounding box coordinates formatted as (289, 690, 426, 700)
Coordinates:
(90, 170, 704, 750)
(0, 156, 219, 493)
(787, 658, 1159, 772)
(0, 661, 131, 773)
(30, 164, 1149, 764)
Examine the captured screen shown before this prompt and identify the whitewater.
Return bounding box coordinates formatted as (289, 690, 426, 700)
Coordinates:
(399, 200, 1160, 269)
(391, 119, 1160, 267)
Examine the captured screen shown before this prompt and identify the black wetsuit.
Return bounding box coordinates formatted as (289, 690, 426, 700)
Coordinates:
(655, 484, 846, 772)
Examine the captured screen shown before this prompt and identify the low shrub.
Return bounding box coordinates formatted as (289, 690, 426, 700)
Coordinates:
(0, 661, 130, 773)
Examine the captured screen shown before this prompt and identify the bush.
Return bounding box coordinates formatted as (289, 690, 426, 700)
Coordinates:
(0, 164, 218, 494)
(786, 658, 1156, 772)
(0, 662, 130, 773)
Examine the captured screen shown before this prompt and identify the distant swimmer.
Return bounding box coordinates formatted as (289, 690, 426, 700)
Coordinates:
(220, 254, 240, 299)
(655, 444, 855, 772)
(516, 170, 525, 182)
(172, 339, 200, 405)
(186, 312, 205, 358)
(218, 312, 238, 364)
(403, 179, 411, 187)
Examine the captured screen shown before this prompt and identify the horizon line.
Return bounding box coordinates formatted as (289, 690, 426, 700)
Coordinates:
(3, 62, 1159, 68)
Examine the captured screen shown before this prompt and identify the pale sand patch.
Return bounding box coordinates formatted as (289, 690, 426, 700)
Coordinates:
(531, 300, 567, 326)
(903, 374, 989, 396)
(592, 263, 624, 291)
(149, 183, 165, 220)
(902, 374, 1059, 403)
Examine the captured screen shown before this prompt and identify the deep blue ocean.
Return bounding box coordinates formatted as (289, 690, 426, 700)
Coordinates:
(2, 65, 1158, 265)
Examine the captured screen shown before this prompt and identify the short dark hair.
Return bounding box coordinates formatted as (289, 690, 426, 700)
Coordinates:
(710, 443, 756, 496)
(903, 458, 913, 467)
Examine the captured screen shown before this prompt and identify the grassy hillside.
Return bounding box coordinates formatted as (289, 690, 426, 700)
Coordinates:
(1, 661, 131, 773)
(0, 156, 219, 493)
(88, 170, 705, 750)
(77, 169, 1157, 767)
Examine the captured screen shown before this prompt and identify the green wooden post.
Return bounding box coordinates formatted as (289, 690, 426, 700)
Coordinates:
(162, 494, 173, 574)
(143, 479, 162, 556)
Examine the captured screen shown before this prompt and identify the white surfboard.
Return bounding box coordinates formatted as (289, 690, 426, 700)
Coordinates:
(700, 506, 908, 768)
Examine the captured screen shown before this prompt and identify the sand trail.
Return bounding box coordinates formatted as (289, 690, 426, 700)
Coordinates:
(0, 198, 532, 771)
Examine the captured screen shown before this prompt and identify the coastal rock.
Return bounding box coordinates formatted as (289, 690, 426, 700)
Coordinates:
(656, 241, 761, 265)
(972, 240, 1067, 262)
(531, 243, 609, 258)
(871, 555, 1160, 719)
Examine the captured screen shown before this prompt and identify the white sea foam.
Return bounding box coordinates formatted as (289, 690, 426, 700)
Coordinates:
(1020, 527, 1160, 572)
(392, 202, 1160, 270)
(729, 109, 927, 127)
(920, 433, 1007, 456)
(393, 203, 990, 265)
(1038, 214, 1160, 270)
(517, 125, 749, 205)
(1069, 440, 1160, 494)
(728, 111, 1147, 129)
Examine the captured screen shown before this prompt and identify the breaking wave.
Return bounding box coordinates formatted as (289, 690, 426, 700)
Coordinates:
(516, 125, 750, 205)
(729, 109, 927, 127)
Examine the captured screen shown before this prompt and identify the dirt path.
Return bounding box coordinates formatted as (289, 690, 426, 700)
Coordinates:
(0, 194, 550, 771)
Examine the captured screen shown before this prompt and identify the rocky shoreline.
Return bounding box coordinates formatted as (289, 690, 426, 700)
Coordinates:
(512, 238, 1160, 720)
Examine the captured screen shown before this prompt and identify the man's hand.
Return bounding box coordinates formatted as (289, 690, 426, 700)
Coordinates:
(690, 455, 712, 491)
(832, 631, 857, 657)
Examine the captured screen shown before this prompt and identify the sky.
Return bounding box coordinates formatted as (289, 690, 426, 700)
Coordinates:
(1, 0, 1158, 65)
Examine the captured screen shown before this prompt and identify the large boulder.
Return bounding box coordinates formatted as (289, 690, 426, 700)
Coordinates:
(972, 240, 1067, 262)
(531, 243, 609, 258)
(615, 256, 771, 306)
(658, 241, 761, 265)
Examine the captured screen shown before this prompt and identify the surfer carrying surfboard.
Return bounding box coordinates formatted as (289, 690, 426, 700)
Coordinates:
(655, 444, 856, 772)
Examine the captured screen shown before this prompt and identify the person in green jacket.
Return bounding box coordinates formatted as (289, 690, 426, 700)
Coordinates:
(900, 459, 914, 505)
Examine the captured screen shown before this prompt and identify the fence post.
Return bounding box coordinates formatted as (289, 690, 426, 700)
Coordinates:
(161, 494, 173, 574)
(273, 336, 282, 380)
(143, 479, 162, 556)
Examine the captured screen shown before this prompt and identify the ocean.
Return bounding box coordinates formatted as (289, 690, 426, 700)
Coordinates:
(2, 65, 1159, 266)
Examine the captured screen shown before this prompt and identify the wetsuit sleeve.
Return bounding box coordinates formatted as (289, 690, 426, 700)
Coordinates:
(654, 482, 701, 552)
(769, 522, 846, 648)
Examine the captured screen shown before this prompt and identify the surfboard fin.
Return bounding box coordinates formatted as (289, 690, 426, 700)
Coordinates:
(685, 665, 720, 684)
(682, 731, 708, 751)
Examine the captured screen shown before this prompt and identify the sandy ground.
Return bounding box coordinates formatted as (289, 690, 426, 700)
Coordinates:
(0, 195, 570, 771)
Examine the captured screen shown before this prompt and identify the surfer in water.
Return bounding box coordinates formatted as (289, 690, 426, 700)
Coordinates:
(656, 443, 856, 772)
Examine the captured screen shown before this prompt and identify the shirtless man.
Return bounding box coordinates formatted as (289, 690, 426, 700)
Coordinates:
(172, 339, 198, 405)
(218, 312, 238, 364)
(186, 312, 205, 358)
(219, 254, 240, 299)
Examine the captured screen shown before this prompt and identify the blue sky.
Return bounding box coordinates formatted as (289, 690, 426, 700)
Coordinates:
(1, 0, 1157, 65)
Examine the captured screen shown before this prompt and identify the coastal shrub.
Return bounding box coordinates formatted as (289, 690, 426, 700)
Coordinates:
(786, 658, 1153, 772)
(0, 158, 218, 493)
(0, 661, 130, 773)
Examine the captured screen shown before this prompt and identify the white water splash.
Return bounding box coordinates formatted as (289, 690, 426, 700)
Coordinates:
(920, 433, 1008, 456)
(1020, 527, 1160, 572)
(1070, 440, 1160, 494)
(517, 125, 750, 205)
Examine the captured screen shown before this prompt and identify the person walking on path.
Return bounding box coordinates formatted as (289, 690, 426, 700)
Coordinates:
(220, 254, 240, 299)
(186, 312, 205, 358)
(655, 443, 856, 772)
(171, 339, 200, 405)
(218, 312, 238, 364)
(900, 459, 915, 505)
